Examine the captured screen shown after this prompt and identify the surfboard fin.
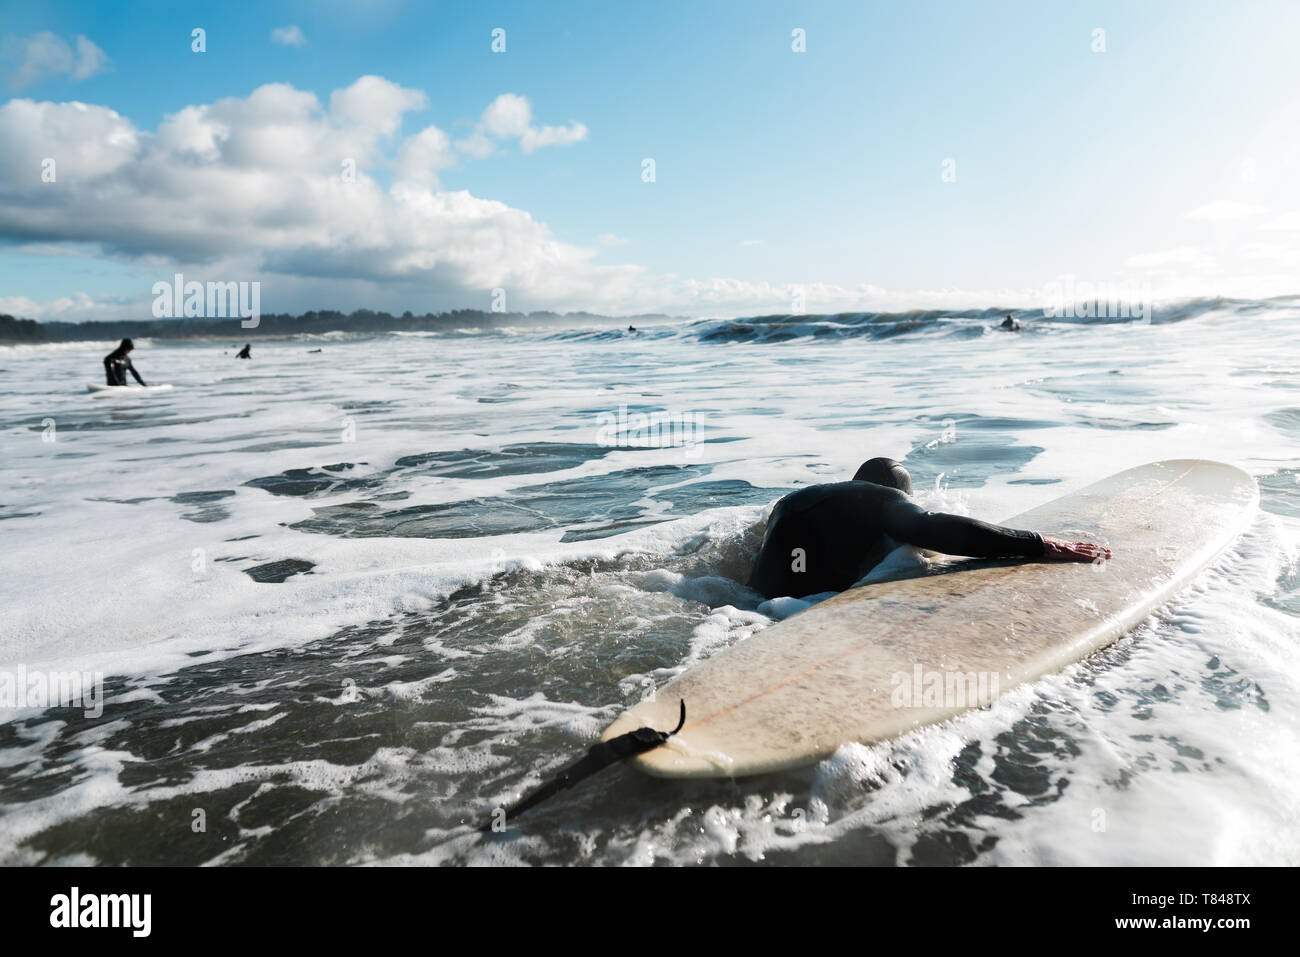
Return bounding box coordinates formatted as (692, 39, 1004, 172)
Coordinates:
(482, 699, 685, 832)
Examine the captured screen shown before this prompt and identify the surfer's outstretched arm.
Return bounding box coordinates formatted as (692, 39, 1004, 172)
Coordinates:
(880, 497, 1110, 563)
(127, 360, 146, 386)
(880, 497, 1045, 559)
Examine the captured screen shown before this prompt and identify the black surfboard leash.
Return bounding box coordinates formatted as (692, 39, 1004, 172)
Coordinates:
(481, 699, 686, 832)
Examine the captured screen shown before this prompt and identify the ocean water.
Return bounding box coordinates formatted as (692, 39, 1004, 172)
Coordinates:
(1, 301, 1298, 866)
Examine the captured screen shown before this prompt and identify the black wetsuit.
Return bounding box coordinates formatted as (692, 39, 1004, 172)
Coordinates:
(748, 481, 1044, 599)
(235, 345, 251, 359)
(103, 349, 145, 386)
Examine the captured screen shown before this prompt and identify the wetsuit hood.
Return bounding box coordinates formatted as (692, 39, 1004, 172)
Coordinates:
(853, 457, 912, 494)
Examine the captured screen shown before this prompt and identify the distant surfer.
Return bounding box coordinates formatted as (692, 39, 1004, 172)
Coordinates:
(1000, 315, 1021, 331)
(235, 343, 252, 359)
(102, 338, 147, 387)
(747, 457, 1111, 599)
(627, 325, 637, 333)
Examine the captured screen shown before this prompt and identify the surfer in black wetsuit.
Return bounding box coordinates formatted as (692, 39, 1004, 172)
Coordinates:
(235, 343, 251, 359)
(102, 338, 147, 386)
(747, 457, 1111, 600)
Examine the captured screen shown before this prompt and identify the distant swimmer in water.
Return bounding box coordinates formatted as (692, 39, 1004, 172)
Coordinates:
(1000, 315, 1021, 331)
(102, 338, 147, 387)
(235, 343, 252, 359)
(747, 457, 1110, 600)
(627, 325, 637, 333)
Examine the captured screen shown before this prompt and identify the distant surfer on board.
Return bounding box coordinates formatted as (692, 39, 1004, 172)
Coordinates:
(235, 343, 252, 359)
(747, 457, 1111, 599)
(102, 339, 147, 387)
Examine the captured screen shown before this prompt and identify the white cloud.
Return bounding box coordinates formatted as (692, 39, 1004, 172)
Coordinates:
(2, 32, 109, 90)
(328, 75, 427, 136)
(1184, 200, 1266, 222)
(597, 233, 629, 247)
(521, 122, 587, 153)
(396, 125, 454, 188)
(1124, 246, 1217, 271)
(481, 93, 531, 138)
(0, 291, 135, 323)
(271, 26, 308, 48)
(454, 130, 496, 158)
(0, 80, 626, 311)
(1260, 210, 1300, 231)
(466, 93, 587, 155)
(71, 37, 108, 80)
(1241, 240, 1300, 266)
(0, 98, 141, 180)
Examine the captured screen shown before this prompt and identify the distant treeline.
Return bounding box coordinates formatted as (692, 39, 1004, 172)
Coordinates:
(0, 309, 667, 344)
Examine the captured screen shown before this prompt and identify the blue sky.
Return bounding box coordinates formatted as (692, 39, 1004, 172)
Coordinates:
(2, 0, 1299, 320)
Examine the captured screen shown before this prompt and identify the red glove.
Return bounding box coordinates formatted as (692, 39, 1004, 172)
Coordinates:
(1041, 536, 1112, 563)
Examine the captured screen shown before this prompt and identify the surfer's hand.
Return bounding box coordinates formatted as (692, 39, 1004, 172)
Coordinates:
(1041, 537, 1111, 563)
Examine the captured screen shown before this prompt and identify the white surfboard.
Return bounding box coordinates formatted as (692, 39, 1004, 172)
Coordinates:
(603, 460, 1258, 778)
(87, 383, 174, 396)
